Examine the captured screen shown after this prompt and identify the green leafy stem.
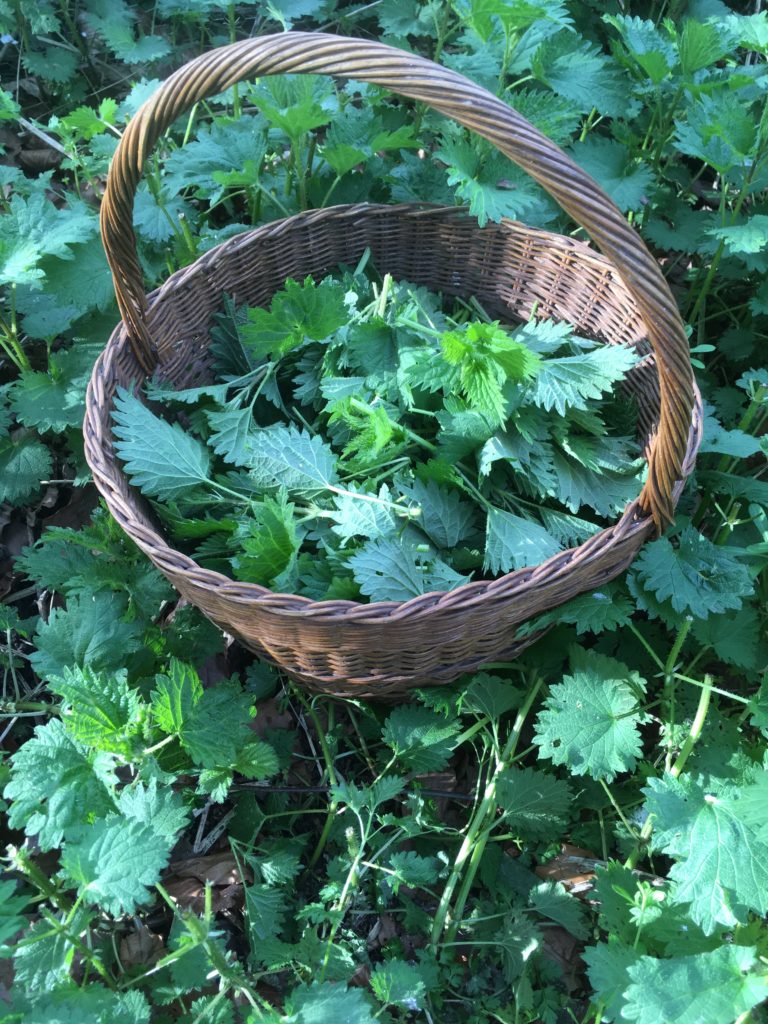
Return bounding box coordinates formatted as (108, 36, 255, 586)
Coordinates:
(430, 673, 544, 949)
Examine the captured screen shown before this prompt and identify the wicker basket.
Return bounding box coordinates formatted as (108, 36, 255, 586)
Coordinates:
(84, 32, 702, 698)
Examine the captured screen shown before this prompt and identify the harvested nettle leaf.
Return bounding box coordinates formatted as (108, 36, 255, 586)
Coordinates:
(111, 261, 644, 601)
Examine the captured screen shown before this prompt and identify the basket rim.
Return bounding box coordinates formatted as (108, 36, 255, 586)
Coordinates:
(85, 203, 704, 626)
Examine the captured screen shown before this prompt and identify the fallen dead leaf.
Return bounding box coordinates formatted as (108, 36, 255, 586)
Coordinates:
(540, 924, 583, 993)
(348, 963, 371, 988)
(171, 850, 242, 886)
(366, 913, 398, 951)
(164, 851, 248, 914)
(535, 844, 599, 895)
(250, 696, 293, 736)
(120, 923, 164, 970)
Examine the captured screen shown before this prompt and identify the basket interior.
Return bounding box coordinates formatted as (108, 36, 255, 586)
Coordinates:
(126, 205, 660, 440)
(97, 203, 667, 568)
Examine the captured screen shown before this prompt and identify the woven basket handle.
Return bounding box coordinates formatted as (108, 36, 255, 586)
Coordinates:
(101, 31, 694, 531)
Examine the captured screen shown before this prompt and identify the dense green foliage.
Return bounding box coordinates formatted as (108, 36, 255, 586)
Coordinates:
(112, 266, 641, 596)
(0, 1, 767, 1022)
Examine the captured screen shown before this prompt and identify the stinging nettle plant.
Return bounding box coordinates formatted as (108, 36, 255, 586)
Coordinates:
(0, 2, 767, 1023)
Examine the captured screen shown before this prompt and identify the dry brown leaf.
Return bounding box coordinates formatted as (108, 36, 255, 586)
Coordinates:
(348, 963, 371, 988)
(535, 844, 599, 895)
(251, 696, 293, 736)
(366, 913, 398, 951)
(171, 850, 241, 884)
(120, 923, 164, 969)
(540, 924, 583, 993)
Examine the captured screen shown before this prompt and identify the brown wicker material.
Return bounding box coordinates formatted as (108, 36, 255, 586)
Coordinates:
(84, 34, 702, 698)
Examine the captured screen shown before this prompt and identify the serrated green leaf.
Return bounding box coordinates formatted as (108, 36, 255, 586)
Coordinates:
(232, 491, 300, 587)
(256, 843, 303, 887)
(348, 536, 468, 602)
(631, 527, 753, 620)
(495, 766, 571, 839)
(400, 477, 476, 548)
(85, 0, 171, 64)
(551, 448, 641, 516)
(534, 651, 647, 781)
(440, 321, 541, 425)
(329, 483, 401, 544)
(247, 423, 338, 496)
(386, 851, 440, 893)
(206, 404, 254, 468)
(678, 18, 734, 76)
(592, 862, 642, 945)
(529, 881, 588, 939)
(251, 75, 333, 143)
(462, 673, 522, 718)
(584, 941, 641, 1024)
(0, 438, 52, 505)
(9, 342, 101, 432)
(508, 88, 581, 145)
(623, 945, 768, 1024)
(240, 276, 349, 361)
(726, 11, 768, 51)
(0, 192, 97, 287)
(234, 738, 280, 780)
(691, 605, 761, 670)
(570, 137, 653, 212)
(181, 683, 254, 769)
(532, 30, 630, 117)
(0, 879, 31, 955)
(606, 15, 676, 84)
(484, 506, 562, 574)
(459, 0, 572, 41)
(531, 345, 637, 416)
(14, 981, 150, 1024)
(438, 138, 547, 227)
(164, 116, 267, 198)
(739, 770, 768, 842)
(643, 774, 768, 934)
(674, 93, 757, 175)
(12, 911, 91, 991)
(112, 388, 212, 501)
(31, 591, 143, 681)
(545, 583, 634, 634)
(643, 206, 717, 255)
(162, 915, 219, 999)
(700, 407, 763, 457)
(382, 706, 461, 772)
(709, 215, 768, 256)
(151, 658, 204, 735)
(117, 779, 189, 841)
(246, 882, 285, 941)
(21, 235, 115, 319)
(0, 603, 23, 634)
(62, 815, 172, 915)
(323, 105, 417, 176)
(49, 666, 142, 754)
(61, 102, 115, 140)
(285, 982, 377, 1024)
(134, 185, 190, 244)
(370, 959, 427, 1010)
(4, 718, 116, 850)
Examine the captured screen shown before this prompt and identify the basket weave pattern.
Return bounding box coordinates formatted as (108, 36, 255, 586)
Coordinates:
(84, 35, 702, 698)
